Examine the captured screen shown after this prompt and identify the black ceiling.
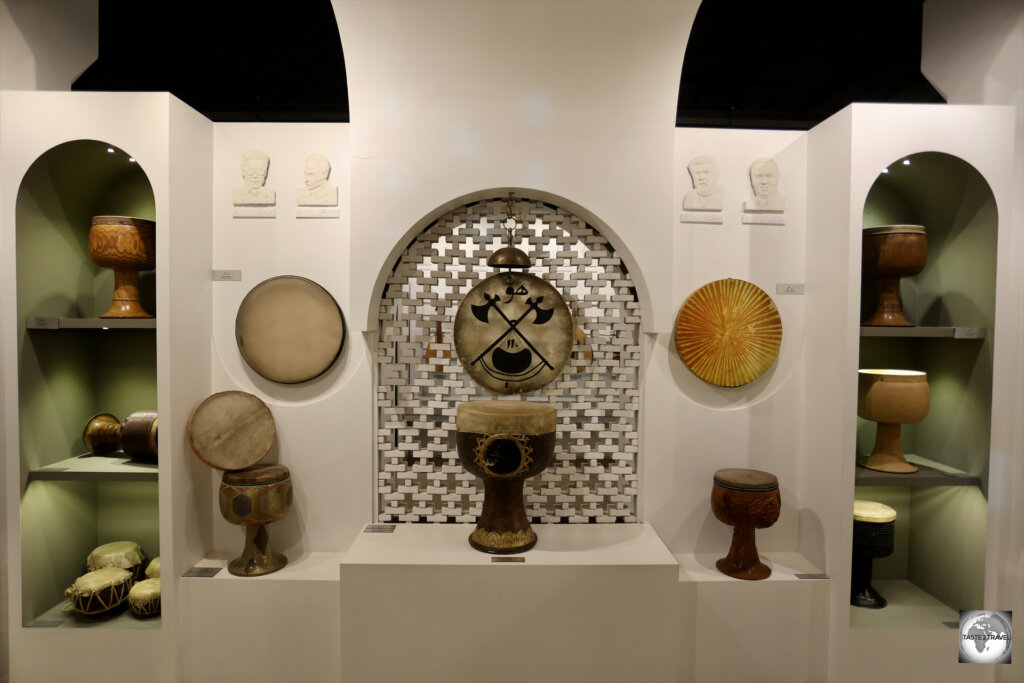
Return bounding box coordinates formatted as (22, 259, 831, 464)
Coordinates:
(73, 0, 944, 129)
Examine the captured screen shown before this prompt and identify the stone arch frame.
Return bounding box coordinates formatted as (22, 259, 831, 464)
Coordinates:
(375, 193, 643, 524)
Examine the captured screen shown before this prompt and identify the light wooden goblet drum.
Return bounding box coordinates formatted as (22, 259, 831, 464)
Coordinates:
(862, 225, 927, 326)
(858, 370, 930, 473)
(455, 401, 556, 554)
(219, 464, 293, 576)
(851, 500, 896, 609)
(711, 468, 781, 580)
(89, 216, 156, 318)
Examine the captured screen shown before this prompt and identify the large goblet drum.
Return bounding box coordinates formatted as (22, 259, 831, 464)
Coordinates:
(456, 401, 556, 554)
(851, 500, 896, 609)
(858, 369, 930, 473)
(862, 225, 927, 326)
(219, 464, 293, 576)
(711, 468, 781, 580)
(89, 216, 156, 318)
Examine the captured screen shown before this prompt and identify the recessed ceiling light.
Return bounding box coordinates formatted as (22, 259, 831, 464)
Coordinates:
(902, 159, 910, 166)
(128, 157, 136, 163)
(882, 168, 889, 174)
(106, 147, 114, 153)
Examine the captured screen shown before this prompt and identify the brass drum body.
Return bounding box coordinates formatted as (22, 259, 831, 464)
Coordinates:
(89, 216, 156, 318)
(711, 469, 781, 580)
(455, 401, 556, 554)
(219, 464, 293, 576)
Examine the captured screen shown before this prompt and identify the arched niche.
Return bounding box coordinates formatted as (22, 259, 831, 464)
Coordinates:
(15, 139, 158, 627)
(856, 150, 997, 616)
(374, 192, 643, 525)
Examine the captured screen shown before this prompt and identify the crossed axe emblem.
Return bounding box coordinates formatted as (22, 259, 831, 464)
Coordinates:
(470, 292, 555, 371)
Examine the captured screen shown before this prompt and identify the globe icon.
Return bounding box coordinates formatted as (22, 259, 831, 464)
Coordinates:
(959, 611, 1012, 663)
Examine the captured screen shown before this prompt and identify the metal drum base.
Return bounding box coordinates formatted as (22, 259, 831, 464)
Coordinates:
(228, 523, 288, 577)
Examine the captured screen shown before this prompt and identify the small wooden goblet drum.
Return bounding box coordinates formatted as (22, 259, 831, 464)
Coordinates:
(711, 468, 781, 580)
(862, 225, 927, 326)
(89, 216, 156, 318)
(858, 370, 930, 473)
(456, 401, 556, 554)
(851, 500, 896, 609)
(219, 464, 293, 576)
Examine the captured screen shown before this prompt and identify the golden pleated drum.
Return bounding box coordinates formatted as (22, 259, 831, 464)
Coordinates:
(675, 278, 782, 387)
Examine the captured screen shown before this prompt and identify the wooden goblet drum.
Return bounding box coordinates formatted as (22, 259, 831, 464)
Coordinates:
(456, 401, 556, 554)
(851, 500, 896, 609)
(862, 225, 927, 326)
(858, 369, 930, 473)
(711, 468, 781, 580)
(219, 464, 293, 576)
(89, 216, 156, 318)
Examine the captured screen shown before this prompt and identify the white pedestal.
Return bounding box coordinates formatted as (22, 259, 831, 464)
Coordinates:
(178, 552, 344, 683)
(678, 552, 830, 683)
(340, 523, 684, 683)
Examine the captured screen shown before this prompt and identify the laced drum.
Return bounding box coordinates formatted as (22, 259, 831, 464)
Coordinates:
(711, 468, 781, 580)
(455, 401, 556, 554)
(144, 556, 161, 579)
(87, 540, 146, 581)
(64, 567, 133, 616)
(128, 577, 161, 617)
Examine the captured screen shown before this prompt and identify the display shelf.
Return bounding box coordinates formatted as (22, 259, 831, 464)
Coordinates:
(854, 454, 982, 488)
(27, 453, 158, 483)
(26, 600, 160, 630)
(849, 580, 959, 630)
(859, 326, 985, 339)
(25, 317, 157, 330)
(676, 551, 827, 582)
(186, 551, 345, 582)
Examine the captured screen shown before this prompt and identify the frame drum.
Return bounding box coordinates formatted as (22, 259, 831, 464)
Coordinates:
(187, 391, 276, 471)
(235, 275, 345, 383)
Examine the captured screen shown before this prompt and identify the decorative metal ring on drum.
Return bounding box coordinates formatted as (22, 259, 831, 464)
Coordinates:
(187, 390, 293, 576)
(89, 216, 156, 318)
(82, 410, 158, 459)
(452, 199, 572, 553)
(862, 225, 927, 326)
(128, 577, 161, 617)
(456, 401, 557, 553)
(235, 275, 345, 384)
(711, 468, 781, 580)
(851, 500, 896, 608)
(64, 567, 133, 616)
(87, 540, 147, 581)
(675, 278, 782, 387)
(857, 369, 930, 473)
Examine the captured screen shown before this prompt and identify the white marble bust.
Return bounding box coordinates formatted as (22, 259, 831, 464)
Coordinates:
(743, 157, 785, 212)
(683, 155, 723, 211)
(232, 149, 276, 206)
(296, 154, 338, 206)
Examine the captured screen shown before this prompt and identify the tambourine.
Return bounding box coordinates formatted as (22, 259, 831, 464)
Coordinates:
(64, 567, 133, 616)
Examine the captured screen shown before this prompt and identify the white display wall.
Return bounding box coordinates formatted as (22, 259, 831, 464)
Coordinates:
(1, 2, 1022, 682)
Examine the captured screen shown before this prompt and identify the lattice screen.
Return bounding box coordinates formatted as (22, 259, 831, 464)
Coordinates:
(376, 197, 640, 523)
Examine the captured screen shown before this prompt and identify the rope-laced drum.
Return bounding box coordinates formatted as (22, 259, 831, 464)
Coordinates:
(64, 567, 133, 616)
(128, 577, 161, 617)
(87, 541, 146, 581)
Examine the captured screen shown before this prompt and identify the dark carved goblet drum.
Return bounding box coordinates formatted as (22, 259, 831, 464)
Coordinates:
(219, 464, 293, 576)
(456, 401, 556, 554)
(862, 225, 927, 326)
(851, 500, 896, 609)
(711, 468, 781, 580)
